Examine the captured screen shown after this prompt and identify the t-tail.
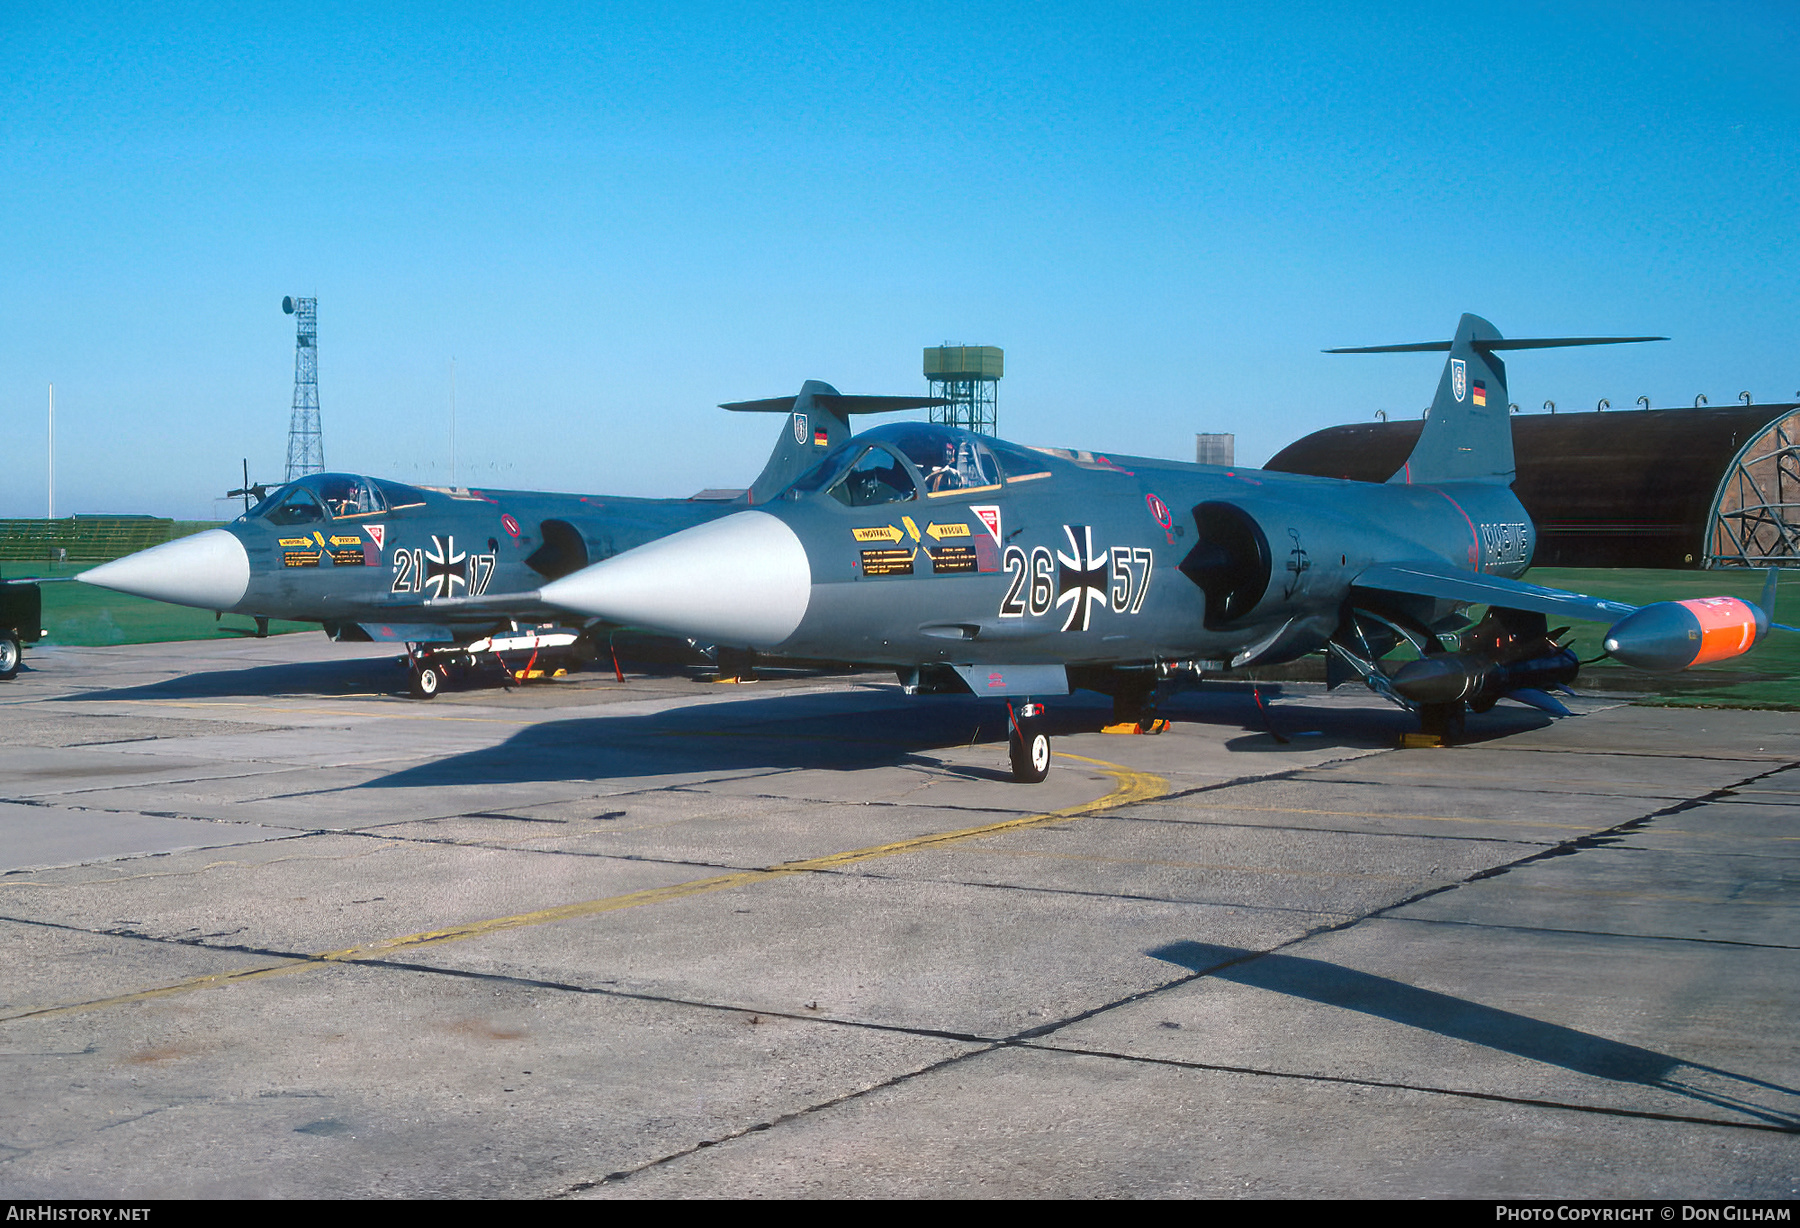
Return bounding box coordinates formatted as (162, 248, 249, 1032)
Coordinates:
(724, 381, 948, 504)
(1327, 313, 1666, 486)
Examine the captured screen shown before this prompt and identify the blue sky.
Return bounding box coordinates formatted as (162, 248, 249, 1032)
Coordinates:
(3, 1, 1796, 518)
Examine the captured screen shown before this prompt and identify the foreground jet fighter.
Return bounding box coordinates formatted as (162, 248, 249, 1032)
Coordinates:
(78, 383, 939, 695)
(525, 314, 1786, 780)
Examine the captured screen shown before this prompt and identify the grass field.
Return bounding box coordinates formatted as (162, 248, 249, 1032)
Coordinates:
(17, 562, 313, 647)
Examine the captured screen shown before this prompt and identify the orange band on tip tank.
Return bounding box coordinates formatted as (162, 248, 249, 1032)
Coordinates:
(1680, 597, 1758, 666)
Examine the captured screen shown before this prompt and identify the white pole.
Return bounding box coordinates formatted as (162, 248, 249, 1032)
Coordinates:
(449, 357, 457, 487)
(47, 383, 54, 521)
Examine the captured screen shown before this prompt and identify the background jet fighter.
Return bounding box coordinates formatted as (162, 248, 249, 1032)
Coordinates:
(77, 382, 940, 696)
(532, 315, 1787, 780)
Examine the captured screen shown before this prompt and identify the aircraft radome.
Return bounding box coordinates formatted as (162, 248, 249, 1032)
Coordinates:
(501, 313, 1789, 782)
(75, 383, 941, 696)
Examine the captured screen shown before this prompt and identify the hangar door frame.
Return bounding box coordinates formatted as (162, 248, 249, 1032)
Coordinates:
(1706, 409, 1800, 568)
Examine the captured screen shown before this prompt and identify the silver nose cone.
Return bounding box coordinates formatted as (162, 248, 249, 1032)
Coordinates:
(78, 528, 251, 611)
(540, 510, 811, 648)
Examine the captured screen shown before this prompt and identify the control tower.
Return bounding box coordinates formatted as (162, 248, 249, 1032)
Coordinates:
(923, 345, 1003, 436)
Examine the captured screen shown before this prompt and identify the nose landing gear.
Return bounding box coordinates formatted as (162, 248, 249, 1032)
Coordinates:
(1007, 701, 1050, 783)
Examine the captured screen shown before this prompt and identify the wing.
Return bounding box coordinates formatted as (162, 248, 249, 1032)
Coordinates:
(1351, 561, 1639, 623)
(341, 589, 564, 642)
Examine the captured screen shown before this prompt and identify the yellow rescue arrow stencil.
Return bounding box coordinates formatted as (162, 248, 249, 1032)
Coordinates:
(926, 522, 971, 540)
(852, 525, 905, 543)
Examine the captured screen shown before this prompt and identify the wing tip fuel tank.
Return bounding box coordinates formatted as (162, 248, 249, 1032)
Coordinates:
(539, 510, 812, 648)
(1603, 597, 1767, 672)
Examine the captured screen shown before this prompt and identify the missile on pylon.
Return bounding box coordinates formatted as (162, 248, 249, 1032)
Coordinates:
(1388, 646, 1580, 710)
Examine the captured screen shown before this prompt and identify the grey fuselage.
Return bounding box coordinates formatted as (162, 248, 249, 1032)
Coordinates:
(752, 432, 1532, 670)
(227, 476, 728, 635)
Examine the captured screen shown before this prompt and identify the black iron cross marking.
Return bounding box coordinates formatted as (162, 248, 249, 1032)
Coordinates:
(423, 534, 468, 598)
(1056, 525, 1109, 632)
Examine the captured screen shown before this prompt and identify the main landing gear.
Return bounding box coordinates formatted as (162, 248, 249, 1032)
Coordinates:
(409, 659, 443, 699)
(1007, 701, 1051, 783)
(1415, 700, 1467, 745)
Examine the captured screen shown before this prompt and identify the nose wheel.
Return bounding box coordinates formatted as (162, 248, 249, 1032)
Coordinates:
(1008, 702, 1050, 783)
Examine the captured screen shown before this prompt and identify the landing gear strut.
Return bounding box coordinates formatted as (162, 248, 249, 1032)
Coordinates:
(1417, 700, 1466, 744)
(1008, 701, 1050, 783)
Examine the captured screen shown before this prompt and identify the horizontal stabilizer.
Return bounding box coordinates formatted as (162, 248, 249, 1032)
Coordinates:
(1326, 336, 1665, 354)
(1353, 561, 1639, 624)
(722, 394, 948, 414)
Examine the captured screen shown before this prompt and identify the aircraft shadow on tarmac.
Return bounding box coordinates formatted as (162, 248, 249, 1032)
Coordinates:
(53, 654, 412, 702)
(55, 653, 1550, 777)
(347, 682, 1553, 790)
(359, 690, 1096, 787)
(1151, 942, 1800, 1130)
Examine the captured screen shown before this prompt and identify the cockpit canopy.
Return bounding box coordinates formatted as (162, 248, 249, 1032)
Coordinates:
(244, 474, 428, 525)
(786, 424, 1030, 507)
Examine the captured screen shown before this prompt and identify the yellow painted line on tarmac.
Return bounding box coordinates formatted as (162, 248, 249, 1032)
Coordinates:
(2, 753, 1165, 1023)
(0, 960, 320, 1020)
(787, 753, 1165, 872)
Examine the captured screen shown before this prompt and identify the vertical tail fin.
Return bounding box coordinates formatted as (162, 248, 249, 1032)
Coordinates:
(1403, 313, 1513, 485)
(1326, 316, 1666, 487)
(732, 380, 846, 505)
(723, 383, 948, 504)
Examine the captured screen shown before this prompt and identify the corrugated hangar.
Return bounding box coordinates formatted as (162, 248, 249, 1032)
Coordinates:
(1265, 402, 1800, 569)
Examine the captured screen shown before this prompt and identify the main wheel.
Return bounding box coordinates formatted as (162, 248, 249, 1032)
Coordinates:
(0, 635, 19, 680)
(1009, 717, 1051, 783)
(410, 662, 442, 699)
(1418, 700, 1466, 744)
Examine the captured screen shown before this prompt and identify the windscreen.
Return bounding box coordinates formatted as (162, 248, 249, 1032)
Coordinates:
(875, 425, 1002, 493)
(254, 485, 328, 527)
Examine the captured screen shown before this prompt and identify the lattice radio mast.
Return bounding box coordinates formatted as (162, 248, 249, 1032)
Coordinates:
(282, 295, 324, 479)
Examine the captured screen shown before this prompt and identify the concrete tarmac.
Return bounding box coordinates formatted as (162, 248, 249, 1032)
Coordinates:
(0, 634, 1794, 1198)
